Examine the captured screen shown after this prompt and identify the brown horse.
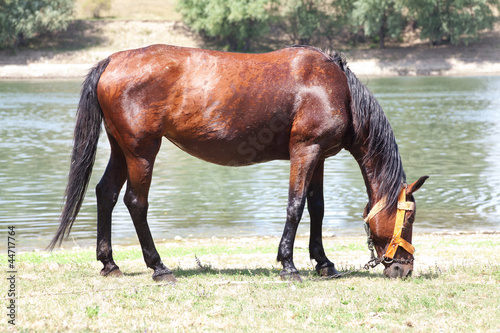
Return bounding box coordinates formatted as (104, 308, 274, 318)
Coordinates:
(49, 45, 427, 281)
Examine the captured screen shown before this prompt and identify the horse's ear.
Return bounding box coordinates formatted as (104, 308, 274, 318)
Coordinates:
(407, 176, 429, 195)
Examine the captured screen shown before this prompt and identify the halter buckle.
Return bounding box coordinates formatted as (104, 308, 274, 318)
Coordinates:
(397, 201, 414, 211)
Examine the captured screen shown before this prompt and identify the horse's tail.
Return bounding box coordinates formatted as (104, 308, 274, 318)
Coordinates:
(48, 58, 111, 250)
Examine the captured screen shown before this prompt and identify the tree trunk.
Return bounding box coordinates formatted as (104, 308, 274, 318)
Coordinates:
(379, 12, 387, 49)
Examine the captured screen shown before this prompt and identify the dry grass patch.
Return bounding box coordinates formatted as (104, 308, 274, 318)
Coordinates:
(2, 233, 499, 331)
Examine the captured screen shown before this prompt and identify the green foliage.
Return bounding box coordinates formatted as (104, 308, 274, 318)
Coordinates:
(408, 0, 499, 45)
(177, 0, 498, 50)
(276, 0, 327, 45)
(177, 0, 356, 50)
(0, 0, 75, 49)
(176, 0, 272, 51)
(274, 0, 356, 46)
(352, 0, 406, 48)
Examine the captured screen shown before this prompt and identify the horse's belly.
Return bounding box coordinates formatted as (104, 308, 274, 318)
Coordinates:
(164, 129, 291, 166)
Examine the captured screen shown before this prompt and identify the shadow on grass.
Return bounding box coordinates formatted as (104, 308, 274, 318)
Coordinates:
(172, 266, 281, 279)
(119, 257, 445, 281)
(123, 271, 148, 277)
(110, 266, 444, 284)
(168, 266, 384, 281)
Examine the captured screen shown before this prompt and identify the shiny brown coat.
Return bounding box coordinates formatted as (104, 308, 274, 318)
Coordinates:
(50, 45, 427, 281)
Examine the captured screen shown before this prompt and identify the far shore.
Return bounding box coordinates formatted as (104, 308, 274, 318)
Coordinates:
(2, 57, 500, 80)
(1, 20, 499, 80)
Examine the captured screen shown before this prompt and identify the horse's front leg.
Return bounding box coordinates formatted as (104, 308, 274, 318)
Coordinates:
(277, 145, 321, 282)
(307, 160, 339, 277)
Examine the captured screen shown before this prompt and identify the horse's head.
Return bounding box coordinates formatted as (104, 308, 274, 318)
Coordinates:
(364, 176, 428, 278)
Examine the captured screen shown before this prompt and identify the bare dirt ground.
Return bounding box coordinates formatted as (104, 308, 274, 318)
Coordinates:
(0, 20, 499, 79)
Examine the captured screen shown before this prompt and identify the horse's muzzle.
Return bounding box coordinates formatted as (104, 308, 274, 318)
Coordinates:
(383, 263, 413, 278)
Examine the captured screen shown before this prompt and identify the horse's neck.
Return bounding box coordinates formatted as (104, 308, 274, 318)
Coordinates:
(343, 68, 405, 210)
(347, 130, 404, 209)
(349, 144, 384, 207)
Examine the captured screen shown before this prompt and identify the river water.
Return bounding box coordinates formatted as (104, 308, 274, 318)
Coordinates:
(1, 76, 499, 250)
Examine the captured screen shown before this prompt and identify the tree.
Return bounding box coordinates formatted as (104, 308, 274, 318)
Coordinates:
(352, 0, 406, 48)
(177, 0, 272, 51)
(0, 0, 75, 49)
(276, 0, 327, 45)
(408, 0, 499, 45)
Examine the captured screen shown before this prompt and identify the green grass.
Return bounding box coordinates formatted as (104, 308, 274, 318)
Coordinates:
(2, 233, 499, 331)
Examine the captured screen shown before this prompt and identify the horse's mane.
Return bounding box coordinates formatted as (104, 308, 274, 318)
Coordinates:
(290, 45, 406, 210)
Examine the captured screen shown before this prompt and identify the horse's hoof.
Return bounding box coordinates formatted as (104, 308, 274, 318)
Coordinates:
(152, 271, 177, 283)
(317, 267, 341, 278)
(280, 270, 303, 283)
(100, 267, 123, 277)
(318, 267, 341, 278)
(316, 263, 341, 278)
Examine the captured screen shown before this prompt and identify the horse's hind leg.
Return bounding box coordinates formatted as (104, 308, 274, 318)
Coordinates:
(307, 160, 339, 277)
(96, 134, 127, 277)
(123, 138, 176, 282)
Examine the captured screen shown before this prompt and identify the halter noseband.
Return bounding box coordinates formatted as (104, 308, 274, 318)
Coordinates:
(363, 184, 415, 269)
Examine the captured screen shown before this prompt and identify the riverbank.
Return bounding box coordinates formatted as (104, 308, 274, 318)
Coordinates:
(3, 232, 499, 331)
(1, 20, 499, 79)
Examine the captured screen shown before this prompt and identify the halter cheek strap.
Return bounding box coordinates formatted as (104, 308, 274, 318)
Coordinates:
(384, 187, 415, 259)
(364, 185, 415, 265)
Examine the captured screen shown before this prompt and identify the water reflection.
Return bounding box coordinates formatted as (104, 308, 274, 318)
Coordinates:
(0, 76, 499, 250)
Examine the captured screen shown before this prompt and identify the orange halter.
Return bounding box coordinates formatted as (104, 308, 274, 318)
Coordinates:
(364, 185, 415, 267)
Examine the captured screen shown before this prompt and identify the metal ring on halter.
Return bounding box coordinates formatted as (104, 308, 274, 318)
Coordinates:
(382, 256, 394, 265)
